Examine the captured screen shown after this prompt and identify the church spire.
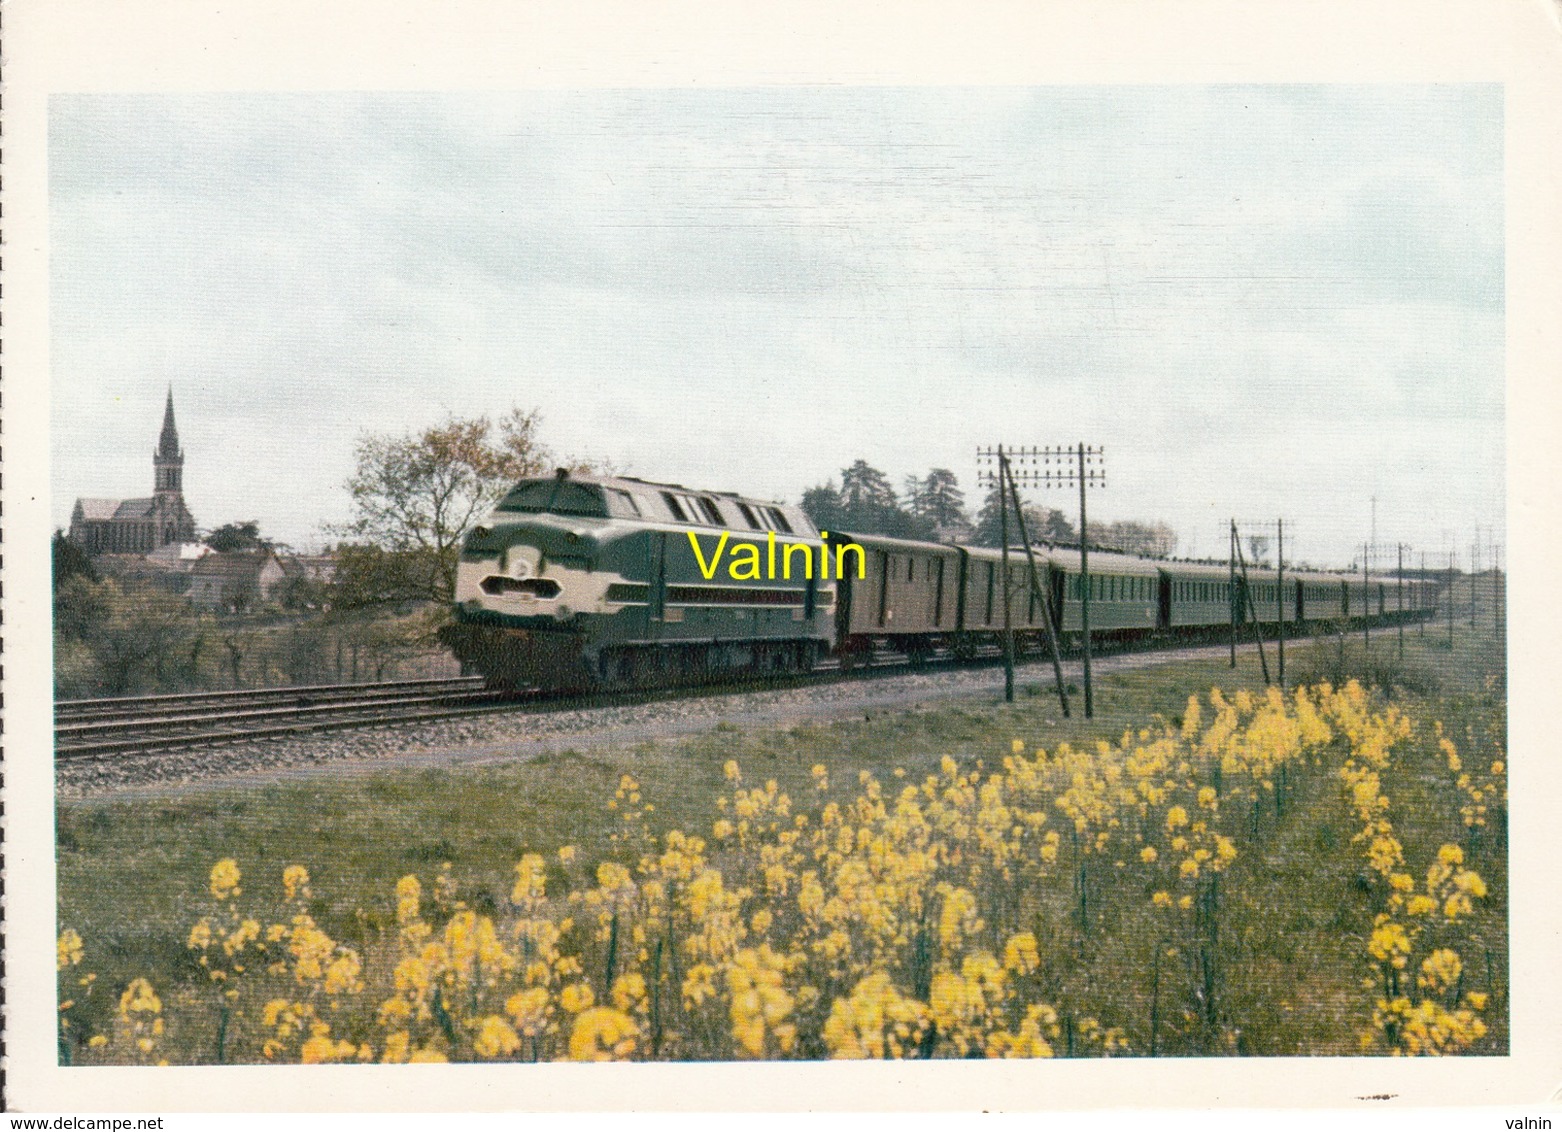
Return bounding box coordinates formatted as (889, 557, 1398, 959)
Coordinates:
(154, 386, 185, 497)
(158, 387, 182, 459)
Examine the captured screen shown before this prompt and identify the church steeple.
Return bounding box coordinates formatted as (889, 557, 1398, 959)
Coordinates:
(154, 387, 185, 496)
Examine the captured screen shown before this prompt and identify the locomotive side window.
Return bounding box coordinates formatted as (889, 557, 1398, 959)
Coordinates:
(607, 489, 642, 519)
(661, 493, 689, 522)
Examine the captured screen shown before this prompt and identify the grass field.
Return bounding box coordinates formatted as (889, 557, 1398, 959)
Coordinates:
(57, 592, 1507, 1064)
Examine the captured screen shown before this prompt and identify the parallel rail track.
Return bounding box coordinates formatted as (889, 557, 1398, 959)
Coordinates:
(54, 677, 526, 760)
(52, 647, 987, 761)
(53, 618, 1415, 762)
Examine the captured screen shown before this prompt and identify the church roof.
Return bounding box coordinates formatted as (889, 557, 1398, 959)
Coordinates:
(75, 497, 159, 521)
(75, 498, 125, 521)
(113, 497, 157, 520)
(72, 495, 196, 523)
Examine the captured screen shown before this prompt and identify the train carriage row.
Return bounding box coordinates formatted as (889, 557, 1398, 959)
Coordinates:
(442, 472, 1439, 690)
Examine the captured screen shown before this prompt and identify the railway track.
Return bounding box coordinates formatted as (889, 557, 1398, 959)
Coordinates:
(51, 646, 982, 761)
(52, 621, 1387, 762)
(54, 676, 527, 760)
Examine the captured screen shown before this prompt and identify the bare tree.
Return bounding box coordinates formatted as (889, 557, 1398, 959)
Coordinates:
(335, 408, 561, 605)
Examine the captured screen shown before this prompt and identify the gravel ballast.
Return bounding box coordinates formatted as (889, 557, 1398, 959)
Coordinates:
(56, 642, 1276, 800)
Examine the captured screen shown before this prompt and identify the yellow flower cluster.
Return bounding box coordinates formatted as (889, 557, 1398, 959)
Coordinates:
(1436, 721, 1507, 844)
(1338, 706, 1494, 1056)
(57, 680, 1502, 1063)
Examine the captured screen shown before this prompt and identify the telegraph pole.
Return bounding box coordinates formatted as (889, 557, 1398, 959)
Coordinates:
(1277, 518, 1285, 689)
(1397, 543, 1405, 660)
(1419, 551, 1426, 638)
(984, 444, 1105, 717)
(975, 446, 1074, 716)
(1231, 523, 1271, 685)
(1495, 542, 1503, 634)
(1447, 550, 1455, 649)
(1470, 538, 1478, 628)
(1228, 523, 1237, 668)
(1078, 442, 1093, 719)
(1001, 454, 1071, 717)
(1362, 546, 1370, 650)
(1000, 460, 1013, 702)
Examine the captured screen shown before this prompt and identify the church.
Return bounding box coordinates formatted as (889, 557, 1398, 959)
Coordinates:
(69, 389, 199, 555)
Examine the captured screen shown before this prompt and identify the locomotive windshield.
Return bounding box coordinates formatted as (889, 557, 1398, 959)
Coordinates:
(495, 480, 610, 518)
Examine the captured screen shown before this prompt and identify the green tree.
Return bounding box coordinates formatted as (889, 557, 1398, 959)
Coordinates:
(1098, 520, 1179, 557)
(800, 481, 848, 533)
(206, 521, 268, 553)
(53, 530, 99, 588)
(917, 468, 969, 532)
(55, 577, 211, 695)
(335, 408, 563, 605)
(839, 459, 897, 515)
(971, 487, 1074, 548)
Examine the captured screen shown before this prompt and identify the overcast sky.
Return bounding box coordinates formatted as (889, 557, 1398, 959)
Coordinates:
(49, 86, 1503, 568)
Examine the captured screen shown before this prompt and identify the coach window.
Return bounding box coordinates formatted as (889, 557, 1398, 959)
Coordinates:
(736, 502, 762, 530)
(765, 507, 794, 534)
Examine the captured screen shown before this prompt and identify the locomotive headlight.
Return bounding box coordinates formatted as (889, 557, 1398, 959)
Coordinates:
(501, 545, 543, 580)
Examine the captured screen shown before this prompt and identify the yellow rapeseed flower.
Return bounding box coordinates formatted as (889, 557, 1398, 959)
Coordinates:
(472, 1014, 522, 1059)
(209, 858, 242, 900)
(559, 982, 595, 1014)
(568, 1007, 638, 1061)
(58, 929, 85, 971)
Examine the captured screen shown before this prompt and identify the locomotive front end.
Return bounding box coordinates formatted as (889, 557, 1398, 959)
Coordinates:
(441, 474, 631, 690)
(441, 471, 837, 691)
